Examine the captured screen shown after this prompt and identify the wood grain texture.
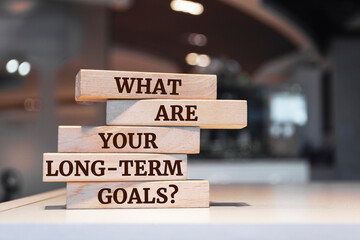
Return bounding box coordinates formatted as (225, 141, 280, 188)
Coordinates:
(75, 69, 217, 101)
(43, 153, 187, 182)
(66, 180, 209, 209)
(58, 126, 200, 153)
(106, 99, 247, 129)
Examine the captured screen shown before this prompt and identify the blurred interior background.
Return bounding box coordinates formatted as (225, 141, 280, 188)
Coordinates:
(1, 0, 360, 202)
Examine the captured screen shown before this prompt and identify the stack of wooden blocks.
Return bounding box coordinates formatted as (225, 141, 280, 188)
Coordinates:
(43, 69, 247, 209)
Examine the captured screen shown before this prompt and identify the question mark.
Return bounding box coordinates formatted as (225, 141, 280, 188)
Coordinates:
(169, 184, 178, 204)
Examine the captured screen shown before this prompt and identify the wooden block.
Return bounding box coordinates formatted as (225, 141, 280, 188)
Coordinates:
(66, 180, 209, 209)
(58, 126, 200, 153)
(43, 153, 187, 182)
(107, 99, 247, 129)
(75, 69, 217, 101)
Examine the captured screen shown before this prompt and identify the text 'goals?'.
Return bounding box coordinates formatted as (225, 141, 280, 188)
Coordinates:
(67, 180, 209, 208)
(43, 153, 187, 182)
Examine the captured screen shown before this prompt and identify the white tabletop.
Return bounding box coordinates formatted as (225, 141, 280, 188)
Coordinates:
(1, 183, 360, 239)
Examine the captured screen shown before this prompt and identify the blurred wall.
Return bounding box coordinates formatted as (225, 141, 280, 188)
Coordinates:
(0, 3, 107, 199)
(333, 39, 360, 179)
